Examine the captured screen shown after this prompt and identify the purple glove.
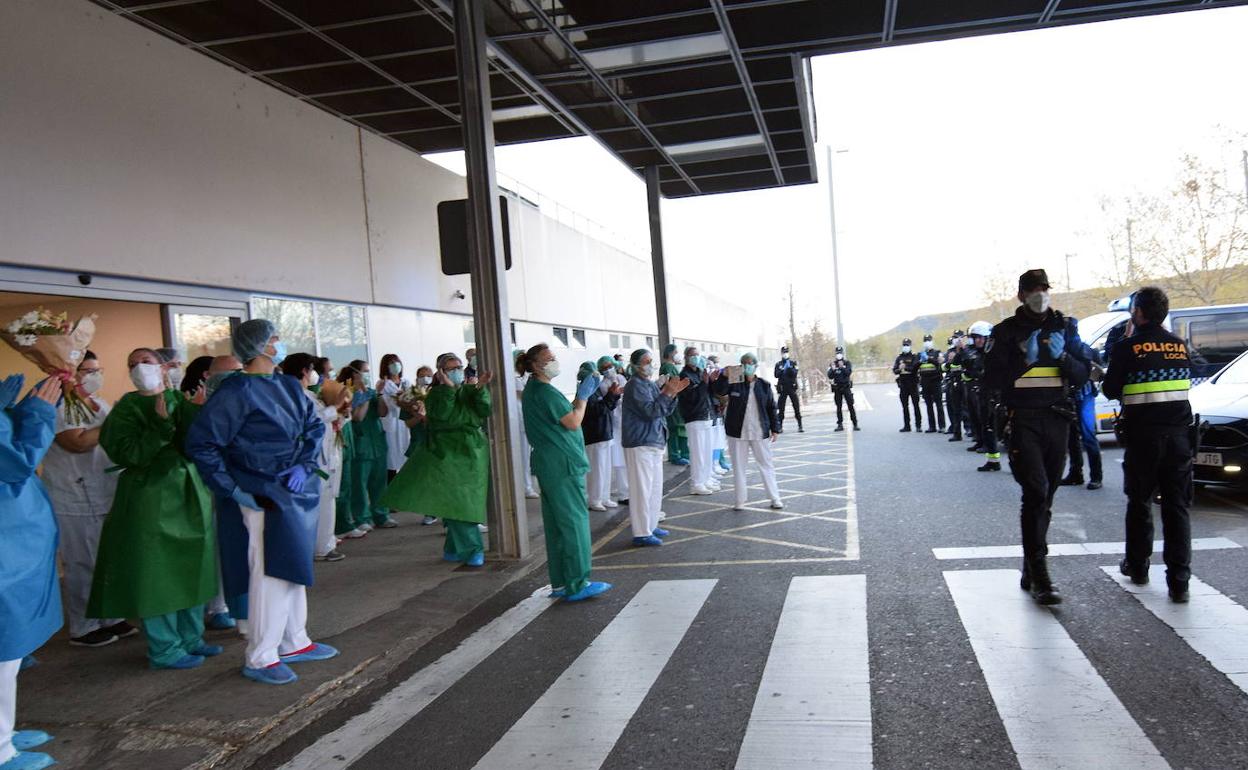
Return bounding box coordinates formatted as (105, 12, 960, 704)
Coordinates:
(276, 465, 311, 493)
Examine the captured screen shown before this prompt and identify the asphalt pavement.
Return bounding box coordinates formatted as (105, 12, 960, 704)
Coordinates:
(253, 383, 1248, 770)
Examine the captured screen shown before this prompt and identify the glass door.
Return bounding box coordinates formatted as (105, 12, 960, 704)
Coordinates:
(164, 304, 245, 361)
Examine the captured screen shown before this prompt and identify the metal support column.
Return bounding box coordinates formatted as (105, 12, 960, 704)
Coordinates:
(454, 0, 527, 558)
(646, 166, 672, 351)
(825, 146, 845, 347)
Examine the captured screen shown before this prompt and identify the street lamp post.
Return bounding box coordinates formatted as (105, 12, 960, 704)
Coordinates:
(826, 146, 849, 347)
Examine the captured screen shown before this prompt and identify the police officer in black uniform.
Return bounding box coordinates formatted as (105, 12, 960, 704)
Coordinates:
(945, 331, 967, 441)
(893, 338, 921, 432)
(984, 269, 1090, 605)
(826, 346, 859, 431)
(918, 334, 946, 434)
(774, 346, 803, 433)
(1101, 286, 1194, 602)
(961, 321, 995, 461)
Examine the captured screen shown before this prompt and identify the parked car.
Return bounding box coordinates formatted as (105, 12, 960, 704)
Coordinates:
(1189, 349, 1248, 488)
(1088, 301, 1248, 435)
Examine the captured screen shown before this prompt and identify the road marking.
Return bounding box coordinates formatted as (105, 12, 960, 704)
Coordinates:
(933, 536, 1240, 560)
(472, 579, 717, 770)
(1103, 566, 1248, 694)
(844, 428, 859, 559)
(278, 587, 556, 770)
(944, 570, 1168, 770)
(594, 556, 851, 570)
(736, 575, 872, 769)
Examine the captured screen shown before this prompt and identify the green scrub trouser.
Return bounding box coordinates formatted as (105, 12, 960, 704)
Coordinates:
(444, 519, 483, 561)
(667, 429, 689, 463)
(536, 472, 592, 595)
(142, 605, 205, 667)
(351, 455, 392, 526)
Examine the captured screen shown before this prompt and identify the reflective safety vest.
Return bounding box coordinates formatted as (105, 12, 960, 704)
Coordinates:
(1013, 365, 1063, 390)
(1121, 368, 1190, 406)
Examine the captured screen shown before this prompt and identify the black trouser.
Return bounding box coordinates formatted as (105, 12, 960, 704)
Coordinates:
(834, 386, 857, 426)
(978, 389, 999, 456)
(966, 385, 982, 445)
(778, 389, 802, 428)
(1123, 429, 1192, 587)
(921, 378, 946, 430)
(898, 378, 921, 428)
(1007, 409, 1068, 565)
(1065, 393, 1103, 482)
(946, 382, 964, 439)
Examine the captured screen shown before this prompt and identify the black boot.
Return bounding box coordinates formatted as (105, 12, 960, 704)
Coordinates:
(977, 460, 1001, 472)
(899, 425, 911, 432)
(948, 434, 962, 442)
(1027, 559, 1062, 605)
(835, 424, 844, 432)
(966, 444, 983, 452)
(1086, 479, 1103, 490)
(925, 427, 937, 433)
(853, 424, 860, 431)
(1168, 577, 1190, 603)
(797, 419, 804, 433)
(1119, 556, 1149, 585)
(1059, 474, 1085, 486)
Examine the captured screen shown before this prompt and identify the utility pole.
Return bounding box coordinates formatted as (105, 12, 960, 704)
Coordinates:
(1064, 253, 1074, 293)
(1125, 218, 1136, 285)
(787, 283, 803, 404)
(826, 146, 846, 347)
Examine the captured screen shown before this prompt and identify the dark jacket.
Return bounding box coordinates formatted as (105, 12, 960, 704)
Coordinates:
(893, 352, 920, 381)
(827, 359, 853, 390)
(582, 387, 621, 446)
(1102, 321, 1192, 430)
(774, 359, 799, 394)
(713, 376, 781, 439)
(917, 349, 943, 385)
(984, 306, 1089, 410)
(957, 345, 985, 385)
(676, 367, 715, 423)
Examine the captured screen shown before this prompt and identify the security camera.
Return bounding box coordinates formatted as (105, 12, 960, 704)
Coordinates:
(77, 274, 92, 286)
(452, 290, 466, 300)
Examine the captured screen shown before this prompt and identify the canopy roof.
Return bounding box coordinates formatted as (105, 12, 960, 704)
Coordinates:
(95, 0, 1244, 197)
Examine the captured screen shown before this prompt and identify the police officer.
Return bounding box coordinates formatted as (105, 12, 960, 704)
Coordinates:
(918, 334, 946, 434)
(892, 338, 921, 432)
(1060, 342, 1105, 490)
(1101, 286, 1193, 602)
(984, 269, 1090, 605)
(826, 347, 859, 432)
(944, 331, 967, 442)
(774, 346, 803, 433)
(960, 322, 995, 460)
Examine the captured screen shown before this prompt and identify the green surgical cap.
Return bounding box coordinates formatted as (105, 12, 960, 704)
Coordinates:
(233, 319, 276, 363)
(740, 352, 758, 365)
(577, 361, 596, 381)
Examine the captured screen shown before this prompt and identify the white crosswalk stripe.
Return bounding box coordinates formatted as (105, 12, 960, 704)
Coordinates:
(472, 579, 717, 770)
(736, 575, 872, 769)
(944, 569, 1169, 770)
(1103, 565, 1248, 694)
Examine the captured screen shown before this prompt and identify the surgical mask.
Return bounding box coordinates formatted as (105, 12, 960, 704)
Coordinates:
(167, 368, 185, 389)
(836, 354, 844, 361)
(388, 362, 402, 376)
(418, 375, 433, 386)
(447, 369, 465, 386)
(79, 371, 103, 395)
(743, 364, 757, 377)
(328, 369, 337, 380)
(901, 346, 912, 354)
(638, 364, 655, 379)
(130, 363, 164, 392)
(469, 356, 478, 369)
(542, 360, 561, 379)
(269, 340, 288, 366)
(1025, 290, 1051, 314)
(923, 341, 934, 350)
(782, 353, 790, 360)
(308, 370, 320, 387)
(689, 355, 706, 371)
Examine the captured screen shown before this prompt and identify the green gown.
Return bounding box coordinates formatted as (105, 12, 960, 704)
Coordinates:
(522, 378, 593, 595)
(350, 393, 391, 526)
(88, 390, 217, 620)
(334, 419, 358, 534)
(660, 361, 689, 462)
(381, 384, 490, 525)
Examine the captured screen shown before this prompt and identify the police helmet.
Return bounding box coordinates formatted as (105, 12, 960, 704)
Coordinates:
(835, 346, 844, 354)
(968, 320, 993, 337)
(902, 338, 912, 346)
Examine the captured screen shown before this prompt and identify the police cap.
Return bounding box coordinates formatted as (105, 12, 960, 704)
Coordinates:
(1018, 269, 1051, 292)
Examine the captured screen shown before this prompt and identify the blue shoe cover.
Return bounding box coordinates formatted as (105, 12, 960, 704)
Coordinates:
(466, 552, 485, 567)
(18, 656, 37, 672)
(547, 587, 567, 598)
(0, 751, 56, 770)
(242, 662, 298, 685)
(152, 654, 204, 670)
(672, 458, 690, 466)
(189, 644, 223, 657)
(12, 732, 52, 751)
(206, 612, 236, 630)
(564, 582, 613, 602)
(279, 643, 339, 663)
(632, 535, 663, 547)
(652, 527, 669, 538)
(442, 553, 464, 563)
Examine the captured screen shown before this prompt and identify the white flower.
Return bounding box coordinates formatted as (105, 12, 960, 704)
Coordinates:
(20, 311, 39, 326)
(5, 321, 20, 334)
(15, 334, 37, 346)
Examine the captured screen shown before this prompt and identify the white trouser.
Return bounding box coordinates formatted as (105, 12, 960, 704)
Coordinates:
(729, 438, 782, 506)
(610, 437, 630, 499)
(586, 441, 613, 506)
(54, 512, 121, 638)
(0, 659, 17, 764)
(625, 446, 663, 538)
(686, 419, 714, 490)
(315, 464, 342, 556)
(713, 421, 727, 452)
(242, 507, 312, 669)
(518, 428, 538, 495)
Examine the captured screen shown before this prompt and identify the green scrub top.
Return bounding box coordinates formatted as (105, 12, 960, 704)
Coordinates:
(353, 392, 386, 460)
(522, 378, 589, 478)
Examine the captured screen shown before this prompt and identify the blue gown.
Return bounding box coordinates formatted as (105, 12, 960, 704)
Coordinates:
(0, 396, 62, 661)
(186, 373, 325, 595)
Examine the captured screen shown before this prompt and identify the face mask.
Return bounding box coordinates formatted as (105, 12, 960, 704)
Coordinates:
(743, 364, 757, 377)
(689, 356, 706, 371)
(1025, 291, 1051, 314)
(447, 369, 465, 386)
(328, 369, 337, 380)
(269, 340, 288, 366)
(541, 360, 561, 379)
(418, 375, 433, 386)
(388, 362, 402, 376)
(924, 341, 934, 350)
(901, 346, 911, 354)
(167, 369, 185, 389)
(469, 356, 478, 369)
(782, 353, 790, 360)
(206, 370, 236, 397)
(836, 354, 844, 361)
(639, 364, 655, 379)
(130, 363, 164, 392)
(308, 370, 320, 387)
(79, 370, 103, 395)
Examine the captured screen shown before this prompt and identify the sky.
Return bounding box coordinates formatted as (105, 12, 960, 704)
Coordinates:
(429, 5, 1248, 344)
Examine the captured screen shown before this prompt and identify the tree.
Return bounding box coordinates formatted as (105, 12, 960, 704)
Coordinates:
(980, 268, 1016, 319)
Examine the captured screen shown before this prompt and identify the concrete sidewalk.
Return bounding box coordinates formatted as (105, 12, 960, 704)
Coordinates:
(19, 464, 687, 770)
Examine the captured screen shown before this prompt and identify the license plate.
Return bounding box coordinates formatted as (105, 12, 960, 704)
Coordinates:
(1195, 452, 1223, 467)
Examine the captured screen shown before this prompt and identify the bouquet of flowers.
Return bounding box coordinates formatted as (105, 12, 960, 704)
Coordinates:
(395, 383, 428, 412)
(1, 309, 98, 424)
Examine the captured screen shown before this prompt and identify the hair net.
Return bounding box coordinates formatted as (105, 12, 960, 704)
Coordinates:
(739, 352, 758, 365)
(233, 319, 276, 363)
(512, 349, 524, 364)
(662, 343, 679, 359)
(155, 347, 181, 364)
(436, 352, 461, 371)
(577, 361, 596, 381)
(630, 348, 651, 367)
(596, 355, 615, 369)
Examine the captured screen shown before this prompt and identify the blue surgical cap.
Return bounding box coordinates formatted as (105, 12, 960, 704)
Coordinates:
(233, 318, 276, 363)
(630, 348, 651, 367)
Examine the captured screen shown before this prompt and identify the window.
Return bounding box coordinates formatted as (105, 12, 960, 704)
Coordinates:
(252, 297, 316, 355)
(1183, 312, 1248, 370)
(510, 323, 517, 346)
(622, 335, 631, 348)
(609, 333, 620, 348)
(572, 329, 587, 348)
(316, 303, 368, 368)
(463, 319, 476, 344)
(553, 326, 569, 346)
(646, 336, 654, 349)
